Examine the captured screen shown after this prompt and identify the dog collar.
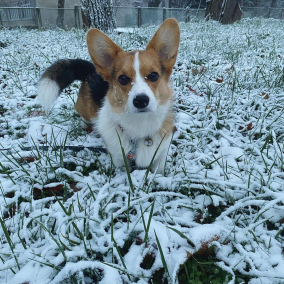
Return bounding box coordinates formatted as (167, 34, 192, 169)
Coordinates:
(118, 125, 153, 164)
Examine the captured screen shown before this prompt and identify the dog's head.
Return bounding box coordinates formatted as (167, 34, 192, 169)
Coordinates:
(87, 18, 180, 114)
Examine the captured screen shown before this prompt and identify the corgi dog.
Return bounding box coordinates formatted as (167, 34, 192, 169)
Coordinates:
(37, 18, 180, 174)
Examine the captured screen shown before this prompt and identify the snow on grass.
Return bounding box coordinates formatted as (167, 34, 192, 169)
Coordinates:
(0, 18, 284, 283)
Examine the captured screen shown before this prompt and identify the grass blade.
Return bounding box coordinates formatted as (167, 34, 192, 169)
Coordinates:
(154, 230, 169, 278)
(32, 218, 67, 262)
(116, 130, 134, 193)
(0, 216, 20, 270)
(166, 226, 195, 247)
(144, 200, 155, 243)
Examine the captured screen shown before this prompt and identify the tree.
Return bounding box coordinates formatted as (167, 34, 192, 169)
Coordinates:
(205, 0, 243, 24)
(81, 0, 116, 31)
(148, 0, 161, 7)
(171, 0, 207, 8)
(243, 0, 258, 6)
(56, 0, 65, 29)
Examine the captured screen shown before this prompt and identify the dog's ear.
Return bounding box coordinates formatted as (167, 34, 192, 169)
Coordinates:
(146, 18, 180, 75)
(87, 29, 123, 80)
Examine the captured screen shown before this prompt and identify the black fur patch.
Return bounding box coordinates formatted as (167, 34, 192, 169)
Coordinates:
(41, 59, 109, 107)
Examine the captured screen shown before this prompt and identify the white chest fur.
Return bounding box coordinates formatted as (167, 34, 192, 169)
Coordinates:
(96, 99, 171, 174)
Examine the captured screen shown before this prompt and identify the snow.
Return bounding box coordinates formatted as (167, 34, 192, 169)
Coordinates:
(0, 18, 284, 283)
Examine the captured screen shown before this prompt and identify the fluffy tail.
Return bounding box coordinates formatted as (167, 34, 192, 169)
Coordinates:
(37, 59, 107, 112)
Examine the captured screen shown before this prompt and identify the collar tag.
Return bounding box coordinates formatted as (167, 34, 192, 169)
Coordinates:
(127, 138, 137, 162)
(127, 151, 136, 161)
(119, 125, 153, 164)
(144, 136, 153, 146)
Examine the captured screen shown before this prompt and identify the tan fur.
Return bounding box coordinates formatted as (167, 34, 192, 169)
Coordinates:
(75, 82, 99, 121)
(87, 29, 124, 81)
(159, 110, 175, 138)
(107, 52, 136, 113)
(105, 49, 174, 113)
(138, 51, 173, 104)
(146, 18, 180, 78)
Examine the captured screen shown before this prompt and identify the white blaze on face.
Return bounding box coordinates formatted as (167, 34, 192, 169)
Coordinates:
(127, 52, 157, 114)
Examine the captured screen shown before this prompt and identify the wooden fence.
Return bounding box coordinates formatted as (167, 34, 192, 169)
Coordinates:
(0, 6, 283, 29)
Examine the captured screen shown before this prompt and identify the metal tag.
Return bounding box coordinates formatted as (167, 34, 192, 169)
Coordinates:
(144, 137, 153, 146)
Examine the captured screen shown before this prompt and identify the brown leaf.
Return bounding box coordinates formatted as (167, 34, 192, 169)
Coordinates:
(247, 122, 253, 131)
(33, 183, 64, 200)
(19, 156, 36, 163)
(69, 182, 81, 192)
(191, 65, 207, 76)
(136, 237, 143, 245)
(186, 85, 197, 94)
(239, 122, 253, 132)
(216, 77, 224, 83)
(140, 252, 155, 270)
(195, 235, 220, 257)
(260, 92, 269, 99)
(43, 183, 64, 192)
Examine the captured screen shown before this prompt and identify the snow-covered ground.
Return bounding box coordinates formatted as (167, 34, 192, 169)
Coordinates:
(0, 18, 284, 283)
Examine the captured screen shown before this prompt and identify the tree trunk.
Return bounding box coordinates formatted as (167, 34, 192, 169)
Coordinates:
(56, 0, 65, 29)
(81, 0, 116, 31)
(81, 6, 91, 29)
(205, 0, 223, 20)
(205, 0, 243, 24)
(221, 0, 243, 23)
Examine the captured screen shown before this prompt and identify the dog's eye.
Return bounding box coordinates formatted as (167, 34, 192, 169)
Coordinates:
(118, 75, 130, 85)
(147, 72, 159, 82)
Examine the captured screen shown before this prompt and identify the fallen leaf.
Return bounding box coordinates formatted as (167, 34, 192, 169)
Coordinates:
(186, 85, 197, 94)
(191, 65, 207, 75)
(33, 183, 64, 199)
(239, 122, 253, 131)
(19, 156, 36, 163)
(195, 235, 220, 257)
(260, 92, 269, 99)
(69, 182, 81, 192)
(216, 77, 224, 83)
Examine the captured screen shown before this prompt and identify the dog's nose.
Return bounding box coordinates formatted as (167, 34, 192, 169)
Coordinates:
(133, 94, 149, 109)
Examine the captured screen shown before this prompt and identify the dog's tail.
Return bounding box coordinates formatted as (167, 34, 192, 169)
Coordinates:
(37, 59, 107, 112)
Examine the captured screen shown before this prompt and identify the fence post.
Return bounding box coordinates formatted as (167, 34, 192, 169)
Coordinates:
(137, 6, 141, 27)
(35, 7, 42, 28)
(74, 5, 80, 28)
(163, 7, 166, 22)
(18, 8, 22, 20)
(0, 10, 3, 27)
(7, 8, 10, 23)
(185, 6, 190, 22)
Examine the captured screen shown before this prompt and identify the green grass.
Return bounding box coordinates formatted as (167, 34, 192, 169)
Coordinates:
(0, 18, 284, 283)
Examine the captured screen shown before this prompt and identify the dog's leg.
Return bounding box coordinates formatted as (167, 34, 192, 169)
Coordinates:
(151, 136, 171, 175)
(97, 102, 132, 168)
